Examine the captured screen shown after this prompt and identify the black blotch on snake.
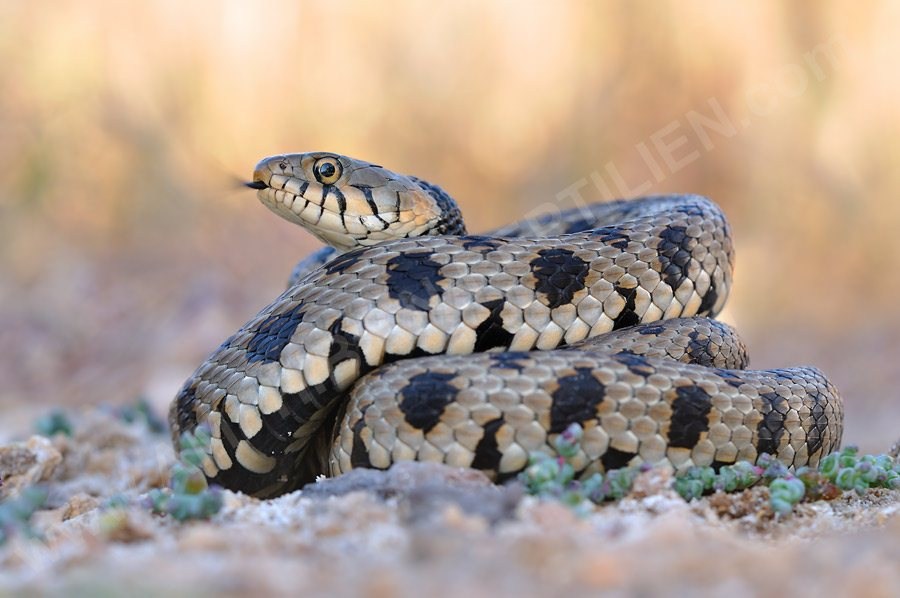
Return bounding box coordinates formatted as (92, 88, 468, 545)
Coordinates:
(218, 413, 243, 463)
(601, 447, 638, 471)
(471, 417, 505, 473)
(698, 279, 719, 314)
(668, 385, 713, 449)
(323, 247, 368, 276)
(473, 299, 515, 352)
(531, 248, 590, 309)
(637, 324, 666, 336)
(350, 412, 374, 469)
(714, 369, 746, 389)
(213, 413, 294, 498)
(656, 225, 694, 293)
(385, 251, 445, 311)
(756, 392, 788, 457)
(805, 397, 829, 457)
(245, 302, 306, 363)
(591, 226, 631, 250)
(685, 329, 713, 367)
(489, 351, 531, 371)
(460, 235, 503, 252)
(255, 392, 329, 455)
(173, 384, 199, 434)
(327, 317, 365, 369)
(613, 352, 655, 376)
(549, 367, 606, 433)
(398, 371, 457, 433)
(612, 284, 640, 330)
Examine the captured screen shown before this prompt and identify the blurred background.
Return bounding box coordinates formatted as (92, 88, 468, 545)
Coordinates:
(1, 1, 897, 451)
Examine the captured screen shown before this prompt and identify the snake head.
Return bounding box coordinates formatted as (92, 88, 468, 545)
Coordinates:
(247, 152, 465, 251)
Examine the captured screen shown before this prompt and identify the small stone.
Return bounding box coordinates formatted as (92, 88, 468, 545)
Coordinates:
(178, 523, 231, 551)
(522, 498, 579, 529)
(301, 462, 522, 524)
(99, 509, 155, 543)
(62, 493, 101, 520)
(0, 436, 63, 499)
(629, 467, 674, 499)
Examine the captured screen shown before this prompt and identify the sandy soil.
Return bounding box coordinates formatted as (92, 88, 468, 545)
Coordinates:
(0, 407, 897, 597)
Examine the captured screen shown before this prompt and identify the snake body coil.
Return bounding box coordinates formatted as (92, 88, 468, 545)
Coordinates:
(170, 152, 843, 498)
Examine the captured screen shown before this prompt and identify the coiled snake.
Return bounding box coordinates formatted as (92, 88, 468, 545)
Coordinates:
(170, 152, 843, 498)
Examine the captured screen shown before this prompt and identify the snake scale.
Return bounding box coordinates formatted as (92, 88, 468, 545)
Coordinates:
(169, 152, 843, 498)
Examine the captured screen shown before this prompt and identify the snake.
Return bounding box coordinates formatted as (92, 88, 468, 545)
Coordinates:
(169, 152, 843, 498)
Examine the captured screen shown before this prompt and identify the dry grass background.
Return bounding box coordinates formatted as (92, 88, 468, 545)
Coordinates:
(0, 1, 898, 451)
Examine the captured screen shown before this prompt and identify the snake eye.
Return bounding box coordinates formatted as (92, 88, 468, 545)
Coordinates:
(313, 157, 342, 185)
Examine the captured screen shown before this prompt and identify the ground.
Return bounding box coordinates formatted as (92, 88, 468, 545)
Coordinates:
(0, 408, 897, 597)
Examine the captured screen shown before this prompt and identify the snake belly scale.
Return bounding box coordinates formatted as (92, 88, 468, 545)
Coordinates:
(170, 152, 843, 498)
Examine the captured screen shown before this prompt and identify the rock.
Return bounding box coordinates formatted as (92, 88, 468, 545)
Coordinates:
(301, 462, 523, 524)
(177, 523, 231, 551)
(629, 467, 675, 499)
(0, 436, 63, 499)
(62, 493, 101, 520)
(98, 509, 155, 543)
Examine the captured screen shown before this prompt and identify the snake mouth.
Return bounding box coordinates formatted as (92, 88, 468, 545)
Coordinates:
(245, 180, 268, 190)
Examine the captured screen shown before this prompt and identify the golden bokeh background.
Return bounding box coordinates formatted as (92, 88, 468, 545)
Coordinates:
(1, 2, 898, 451)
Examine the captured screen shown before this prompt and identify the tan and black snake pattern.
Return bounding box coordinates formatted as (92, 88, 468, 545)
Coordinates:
(169, 152, 843, 498)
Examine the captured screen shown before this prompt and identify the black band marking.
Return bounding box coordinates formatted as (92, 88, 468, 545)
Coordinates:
(612, 284, 640, 330)
(385, 251, 445, 311)
(549, 367, 606, 433)
(613, 352, 655, 376)
(532, 248, 590, 309)
(460, 235, 503, 252)
(756, 392, 787, 457)
(637, 324, 666, 335)
(656, 225, 693, 293)
(353, 184, 389, 230)
(471, 417, 505, 472)
(473, 299, 514, 352)
(600, 446, 638, 470)
(698, 279, 719, 315)
(325, 185, 348, 228)
(591, 226, 631, 250)
(350, 411, 374, 469)
(489, 351, 531, 371)
(245, 303, 306, 363)
(667, 385, 712, 449)
(398, 371, 457, 433)
(173, 383, 198, 433)
(805, 396, 828, 457)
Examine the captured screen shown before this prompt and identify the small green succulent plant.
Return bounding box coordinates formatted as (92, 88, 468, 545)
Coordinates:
(145, 425, 223, 521)
(521, 424, 899, 516)
(0, 487, 48, 546)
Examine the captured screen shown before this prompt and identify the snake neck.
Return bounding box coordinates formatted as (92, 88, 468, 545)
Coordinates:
(410, 176, 467, 236)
